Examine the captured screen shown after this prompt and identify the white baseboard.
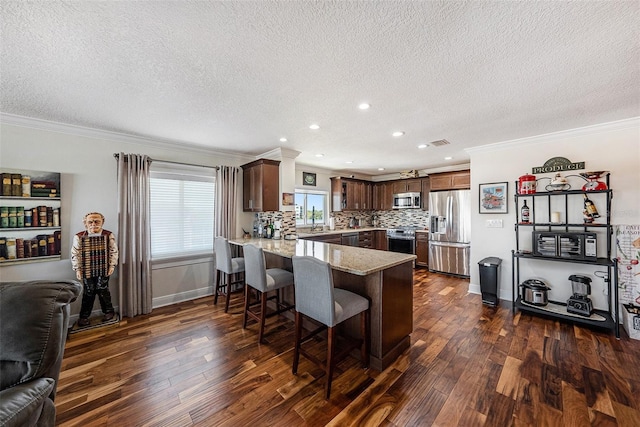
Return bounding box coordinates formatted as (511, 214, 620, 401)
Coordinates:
(152, 286, 214, 308)
(68, 286, 214, 326)
(468, 282, 481, 295)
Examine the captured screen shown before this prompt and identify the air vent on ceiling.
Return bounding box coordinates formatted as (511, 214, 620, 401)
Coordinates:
(429, 139, 450, 147)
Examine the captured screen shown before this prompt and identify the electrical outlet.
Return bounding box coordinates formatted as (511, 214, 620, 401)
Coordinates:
(486, 219, 503, 228)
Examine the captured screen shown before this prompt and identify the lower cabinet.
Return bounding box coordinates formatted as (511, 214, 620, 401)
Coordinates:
(304, 234, 342, 244)
(358, 231, 373, 248)
(415, 232, 429, 267)
(374, 230, 388, 251)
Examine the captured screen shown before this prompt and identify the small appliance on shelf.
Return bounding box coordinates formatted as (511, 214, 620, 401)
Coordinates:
(567, 274, 593, 316)
(579, 171, 609, 191)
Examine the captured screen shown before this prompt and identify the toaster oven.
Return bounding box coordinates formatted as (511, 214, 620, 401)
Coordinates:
(532, 231, 597, 261)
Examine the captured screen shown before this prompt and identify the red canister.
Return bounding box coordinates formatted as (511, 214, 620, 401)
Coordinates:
(518, 173, 537, 194)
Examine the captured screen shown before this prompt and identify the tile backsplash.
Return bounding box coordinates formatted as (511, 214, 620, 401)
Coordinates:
(257, 209, 429, 236)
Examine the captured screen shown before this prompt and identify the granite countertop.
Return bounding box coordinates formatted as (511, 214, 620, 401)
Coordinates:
(229, 237, 416, 276)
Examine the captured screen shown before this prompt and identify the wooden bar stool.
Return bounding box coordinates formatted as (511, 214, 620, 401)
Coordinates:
(242, 244, 295, 343)
(214, 237, 245, 313)
(291, 255, 370, 399)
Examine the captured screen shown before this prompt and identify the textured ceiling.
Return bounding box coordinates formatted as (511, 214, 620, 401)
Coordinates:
(1, 1, 639, 175)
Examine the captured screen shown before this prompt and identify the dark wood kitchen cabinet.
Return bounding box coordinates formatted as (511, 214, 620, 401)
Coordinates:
(429, 170, 470, 191)
(373, 181, 393, 210)
(415, 232, 429, 267)
(421, 177, 430, 210)
(392, 179, 422, 194)
(374, 230, 388, 250)
(241, 159, 280, 212)
(358, 231, 373, 248)
(331, 177, 372, 211)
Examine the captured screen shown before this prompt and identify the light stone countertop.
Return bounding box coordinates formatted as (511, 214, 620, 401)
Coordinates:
(229, 237, 416, 276)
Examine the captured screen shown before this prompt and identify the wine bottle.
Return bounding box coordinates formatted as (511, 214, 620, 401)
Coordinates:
(521, 200, 530, 223)
(583, 194, 600, 218)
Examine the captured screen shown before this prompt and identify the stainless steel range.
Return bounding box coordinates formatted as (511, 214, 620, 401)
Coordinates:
(387, 226, 420, 255)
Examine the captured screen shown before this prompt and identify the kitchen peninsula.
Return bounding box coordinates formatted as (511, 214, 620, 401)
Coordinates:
(229, 237, 416, 370)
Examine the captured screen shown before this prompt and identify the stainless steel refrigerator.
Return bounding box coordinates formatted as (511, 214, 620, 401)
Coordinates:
(429, 189, 471, 277)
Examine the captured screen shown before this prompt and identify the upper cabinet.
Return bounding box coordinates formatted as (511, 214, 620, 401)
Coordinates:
(331, 177, 372, 211)
(373, 181, 394, 210)
(241, 159, 280, 212)
(392, 179, 422, 194)
(429, 170, 470, 191)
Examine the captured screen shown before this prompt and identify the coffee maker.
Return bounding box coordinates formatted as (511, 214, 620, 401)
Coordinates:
(567, 274, 593, 316)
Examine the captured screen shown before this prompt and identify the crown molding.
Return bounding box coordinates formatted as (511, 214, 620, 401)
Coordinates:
(258, 147, 301, 160)
(465, 117, 640, 154)
(0, 112, 253, 161)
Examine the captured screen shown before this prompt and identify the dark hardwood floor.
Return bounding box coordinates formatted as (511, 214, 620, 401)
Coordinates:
(57, 268, 640, 426)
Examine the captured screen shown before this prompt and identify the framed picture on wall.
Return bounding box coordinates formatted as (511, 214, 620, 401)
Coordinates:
(479, 182, 508, 214)
(303, 172, 316, 186)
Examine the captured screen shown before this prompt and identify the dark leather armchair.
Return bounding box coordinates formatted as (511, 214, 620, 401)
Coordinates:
(0, 280, 82, 427)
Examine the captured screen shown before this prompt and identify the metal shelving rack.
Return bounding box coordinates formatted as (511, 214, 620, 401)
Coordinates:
(511, 174, 619, 338)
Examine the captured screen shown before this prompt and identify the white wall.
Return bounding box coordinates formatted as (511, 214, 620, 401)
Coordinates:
(468, 118, 640, 311)
(0, 117, 254, 315)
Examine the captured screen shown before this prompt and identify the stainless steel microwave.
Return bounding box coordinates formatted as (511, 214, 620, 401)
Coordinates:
(392, 192, 421, 209)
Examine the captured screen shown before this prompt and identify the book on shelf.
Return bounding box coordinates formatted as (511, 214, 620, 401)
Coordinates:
(8, 207, 17, 228)
(38, 206, 47, 227)
(0, 236, 6, 259)
(31, 207, 39, 227)
(1, 173, 11, 196)
(36, 234, 48, 256)
(6, 237, 17, 259)
(16, 238, 24, 258)
(16, 206, 24, 228)
(29, 239, 38, 257)
(11, 174, 22, 197)
(24, 209, 32, 227)
(23, 238, 32, 258)
(46, 206, 53, 227)
(21, 176, 31, 197)
(31, 181, 57, 189)
(53, 208, 60, 227)
(0, 206, 7, 228)
(47, 234, 56, 256)
(54, 230, 61, 255)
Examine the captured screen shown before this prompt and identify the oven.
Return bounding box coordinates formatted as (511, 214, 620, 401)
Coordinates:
(387, 227, 419, 255)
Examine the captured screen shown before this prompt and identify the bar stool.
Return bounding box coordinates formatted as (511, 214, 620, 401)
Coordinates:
(291, 255, 370, 399)
(243, 244, 295, 343)
(214, 236, 245, 313)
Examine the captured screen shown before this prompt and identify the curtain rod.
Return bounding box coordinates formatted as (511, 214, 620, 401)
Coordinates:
(113, 153, 219, 170)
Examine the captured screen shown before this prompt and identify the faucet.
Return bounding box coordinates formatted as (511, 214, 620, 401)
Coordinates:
(311, 206, 317, 231)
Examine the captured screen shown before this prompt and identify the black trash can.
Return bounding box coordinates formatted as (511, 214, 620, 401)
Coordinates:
(478, 257, 501, 307)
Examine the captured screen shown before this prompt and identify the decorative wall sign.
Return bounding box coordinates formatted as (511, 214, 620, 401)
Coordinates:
(282, 192, 294, 206)
(302, 172, 316, 186)
(479, 182, 508, 214)
(532, 157, 585, 174)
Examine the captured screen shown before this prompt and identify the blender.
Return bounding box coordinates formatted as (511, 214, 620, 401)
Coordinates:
(566, 274, 593, 316)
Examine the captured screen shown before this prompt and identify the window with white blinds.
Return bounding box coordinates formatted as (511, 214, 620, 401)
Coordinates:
(149, 165, 216, 259)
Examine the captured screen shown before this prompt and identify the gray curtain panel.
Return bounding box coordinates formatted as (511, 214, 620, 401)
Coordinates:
(215, 166, 240, 238)
(116, 153, 152, 317)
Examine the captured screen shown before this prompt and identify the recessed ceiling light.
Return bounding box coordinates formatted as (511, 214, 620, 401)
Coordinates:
(345, 161, 353, 164)
(315, 154, 324, 158)
(418, 144, 427, 149)
(392, 131, 405, 137)
(309, 124, 320, 130)
(378, 168, 385, 171)
(444, 156, 453, 160)
(279, 137, 287, 142)
(358, 103, 370, 110)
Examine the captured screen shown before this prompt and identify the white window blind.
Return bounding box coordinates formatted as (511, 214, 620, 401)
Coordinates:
(150, 165, 216, 259)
